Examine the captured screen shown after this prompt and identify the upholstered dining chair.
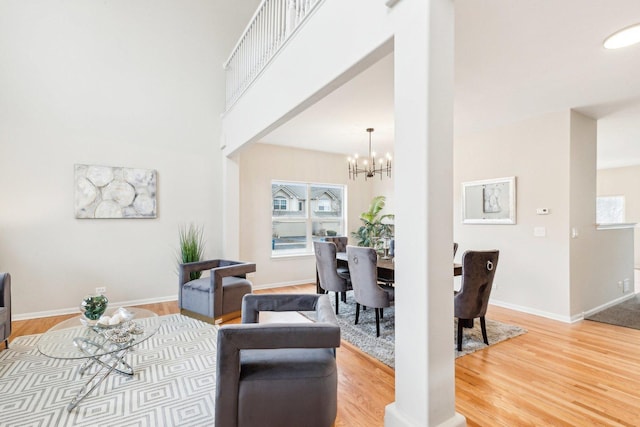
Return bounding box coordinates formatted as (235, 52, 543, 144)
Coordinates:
(215, 294, 340, 427)
(179, 259, 256, 324)
(0, 272, 11, 350)
(324, 236, 348, 253)
(314, 241, 351, 314)
(347, 245, 394, 337)
(454, 250, 499, 351)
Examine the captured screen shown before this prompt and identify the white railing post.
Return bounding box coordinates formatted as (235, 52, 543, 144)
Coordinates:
(223, 0, 323, 110)
(286, 0, 297, 38)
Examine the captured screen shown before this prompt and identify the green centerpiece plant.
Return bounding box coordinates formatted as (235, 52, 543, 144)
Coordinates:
(80, 294, 109, 320)
(178, 223, 205, 280)
(352, 195, 394, 250)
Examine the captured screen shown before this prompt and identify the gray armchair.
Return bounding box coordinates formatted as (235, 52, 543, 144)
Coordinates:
(454, 250, 499, 351)
(347, 245, 394, 337)
(216, 294, 341, 427)
(314, 241, 351, 314)
(179, 259, 256, 324)
(0, 273, 11, 349)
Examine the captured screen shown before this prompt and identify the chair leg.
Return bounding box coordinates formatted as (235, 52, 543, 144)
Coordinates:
(355, 303, 360, 325)
(480, 316, 489, 345)
(375, 308, 381, 337)
(335, 292, 339, 315)
(3, 339, 8, 350)
(341, 292, 347, 303)
(457, 319, 464, 351)
(380, 308, 384, 319)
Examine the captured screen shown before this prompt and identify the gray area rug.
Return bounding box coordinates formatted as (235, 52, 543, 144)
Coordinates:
(0, 314, 217, 427)
(304, 293, 527, 368)
(586, 294, 640, 329)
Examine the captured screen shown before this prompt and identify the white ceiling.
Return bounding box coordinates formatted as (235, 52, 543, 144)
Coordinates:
(260, 0, 640, 169)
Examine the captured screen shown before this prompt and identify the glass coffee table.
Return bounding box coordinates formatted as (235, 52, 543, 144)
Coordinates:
(37, 307, 161, 411)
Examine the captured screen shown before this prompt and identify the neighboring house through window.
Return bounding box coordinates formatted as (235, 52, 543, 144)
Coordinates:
(272, 181, 346, 255)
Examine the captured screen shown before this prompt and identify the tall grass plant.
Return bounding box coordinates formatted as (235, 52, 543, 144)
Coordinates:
(179, 224, 205, 280)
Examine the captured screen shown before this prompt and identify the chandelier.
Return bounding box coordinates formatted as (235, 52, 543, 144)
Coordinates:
(347, 128, 392, 180)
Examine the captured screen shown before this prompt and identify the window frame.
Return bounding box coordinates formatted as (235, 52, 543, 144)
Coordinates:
(271, 180, 346, 257)
(273, 197, 287, 211)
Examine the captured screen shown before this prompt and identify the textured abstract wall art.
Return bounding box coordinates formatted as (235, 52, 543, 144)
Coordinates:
(74, 164, 157, 219)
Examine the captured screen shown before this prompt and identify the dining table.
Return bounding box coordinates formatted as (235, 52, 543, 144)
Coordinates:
(316, 252, 462, 293)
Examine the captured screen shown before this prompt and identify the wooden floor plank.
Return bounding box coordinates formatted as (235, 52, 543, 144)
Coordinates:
(7, 286, 640, 426)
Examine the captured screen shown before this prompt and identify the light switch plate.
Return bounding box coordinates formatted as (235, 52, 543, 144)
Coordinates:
(534, 227, 546, 237)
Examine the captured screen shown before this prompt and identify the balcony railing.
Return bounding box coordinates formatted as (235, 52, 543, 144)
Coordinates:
(223, 0, 322, 110)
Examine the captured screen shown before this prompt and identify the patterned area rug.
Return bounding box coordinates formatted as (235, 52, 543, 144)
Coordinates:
(304, 294, 527, 368)
(586, 294, 640, 330)
(0, 314, 217, 426)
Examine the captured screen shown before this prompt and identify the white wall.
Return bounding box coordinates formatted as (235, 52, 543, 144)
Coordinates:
(238, 143, 375, 287)
(0, 0, 260, 317)
(455, 111, 572, 318)
(568, 111, 636, 316)
(455, 110, 634, 320)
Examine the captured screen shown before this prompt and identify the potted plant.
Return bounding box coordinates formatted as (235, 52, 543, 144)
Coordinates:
(178, 224, 205, 280)
(351, 196, 394, 250)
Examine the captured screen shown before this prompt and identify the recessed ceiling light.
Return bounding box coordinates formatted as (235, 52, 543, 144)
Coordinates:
(604, 23, 640, 49)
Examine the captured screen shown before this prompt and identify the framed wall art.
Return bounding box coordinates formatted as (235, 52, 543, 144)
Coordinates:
(74, 164, 157, 219)
(462, 176, 516, 224)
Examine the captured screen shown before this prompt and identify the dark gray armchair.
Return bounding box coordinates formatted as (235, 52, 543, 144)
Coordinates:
(347, 245, 394, 337)
(1, 273, 11, 349)
(215, 294, 341, 427)
(455, 250, 499, 351)
(179, 259, 256, 324)
(314, 241, 351, 314)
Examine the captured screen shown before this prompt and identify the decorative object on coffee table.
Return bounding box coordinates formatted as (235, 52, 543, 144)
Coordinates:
(80, 294, 108, 321)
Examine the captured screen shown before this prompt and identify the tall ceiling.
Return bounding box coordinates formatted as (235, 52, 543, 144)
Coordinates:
(260, 0, 640, 169)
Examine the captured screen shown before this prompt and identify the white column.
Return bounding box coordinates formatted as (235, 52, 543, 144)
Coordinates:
(222, 153, 241, 259)
(385, 0, 465, 426)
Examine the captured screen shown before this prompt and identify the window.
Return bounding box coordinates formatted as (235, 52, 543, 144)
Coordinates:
(316, 200, 331, 212)
(272, 181, 346, 255)
(596, 195, 625, 223)
(273, 198, 287, 210)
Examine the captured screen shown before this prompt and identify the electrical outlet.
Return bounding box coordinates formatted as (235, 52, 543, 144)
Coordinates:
(95, 286, 107, 294)
(623, 279, 631, 293)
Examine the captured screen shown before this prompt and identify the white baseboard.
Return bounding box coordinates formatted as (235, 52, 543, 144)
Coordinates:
(581, 292, 636, 319)
(491, 292, 637, 324)
(385, 403, 466, 427)
(13, 295, 178, 321)
(489, 298, 574, 323)
(14, 282, 317, 321)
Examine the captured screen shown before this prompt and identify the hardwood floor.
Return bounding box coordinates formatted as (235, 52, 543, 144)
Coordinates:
(7, 285, 640, 426)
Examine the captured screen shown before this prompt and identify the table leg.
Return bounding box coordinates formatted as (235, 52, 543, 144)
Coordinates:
(67, 337, 135, 411)
(67, 347, 132, 411)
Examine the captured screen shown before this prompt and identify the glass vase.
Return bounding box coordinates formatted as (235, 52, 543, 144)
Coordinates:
(80, 294, 109, 320)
